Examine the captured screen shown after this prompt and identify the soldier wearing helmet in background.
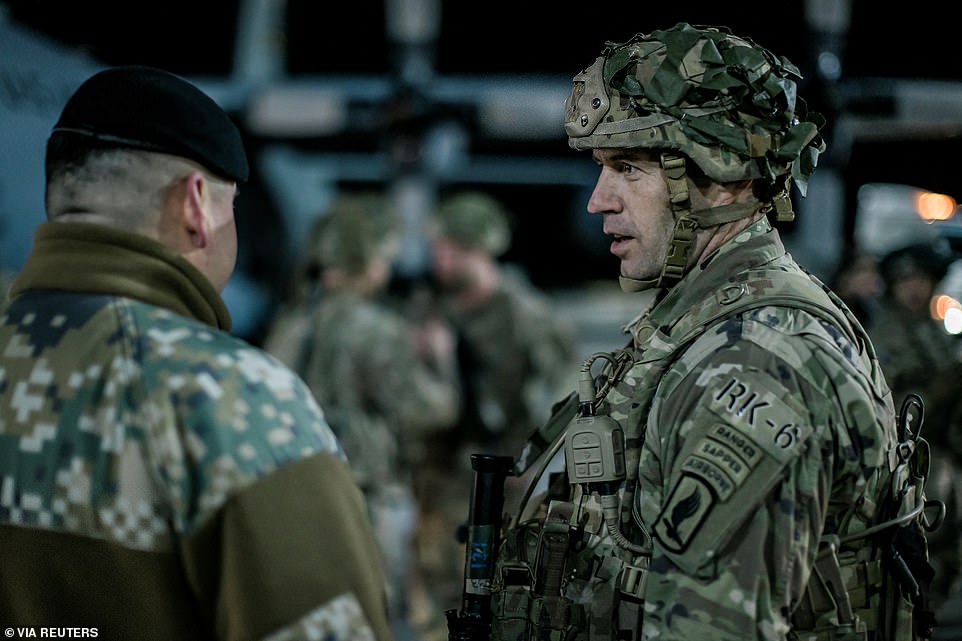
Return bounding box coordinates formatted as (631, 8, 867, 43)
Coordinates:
(469, 23, 936, 641)
(425, 191, 576, 463)
(868, 242, 962, 613)
(413, 190, 576, 638)
(262, 193, 460, 640)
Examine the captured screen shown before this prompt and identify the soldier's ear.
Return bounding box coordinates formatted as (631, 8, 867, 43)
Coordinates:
(180, 170, 211, 249)
(699, 179, 754, 207)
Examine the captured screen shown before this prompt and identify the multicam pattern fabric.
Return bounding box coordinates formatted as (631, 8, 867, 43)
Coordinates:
(420, 267, 577, 636)
(492, 218, 896, 641)
(432, 191, 512, 256)
(0, 222, 391, 641)
(564, 22, 825, 191)
(269, 289, 459, 489)
(443, 268, 577, 462)
(868, 299, 962, 609)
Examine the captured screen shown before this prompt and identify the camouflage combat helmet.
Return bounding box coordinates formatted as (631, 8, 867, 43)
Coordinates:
(308, 193, 400, 274)
(431, 191, 512, 256)
(565, 23, 826, 290)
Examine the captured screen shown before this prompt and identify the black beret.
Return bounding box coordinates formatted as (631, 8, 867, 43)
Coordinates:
(51, 66, 249, 182)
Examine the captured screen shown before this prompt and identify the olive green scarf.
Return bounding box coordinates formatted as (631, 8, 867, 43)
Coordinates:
(11, 222, 232, 331)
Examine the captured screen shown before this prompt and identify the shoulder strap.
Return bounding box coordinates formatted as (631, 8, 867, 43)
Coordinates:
(669, 267, 863, 350)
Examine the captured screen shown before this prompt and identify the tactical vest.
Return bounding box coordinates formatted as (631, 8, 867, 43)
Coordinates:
(489, 267, 939, 641)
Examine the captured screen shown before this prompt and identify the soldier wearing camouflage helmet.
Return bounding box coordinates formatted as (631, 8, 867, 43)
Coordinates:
(482, 24, 933, 641)
(431, 191, 512, 257)
(0, 67, 392, 641)
(416, 190, 576, 635)
(425, 190, 575, 459)
(868, 242, 962, 613)
(262, 192, 461, 638)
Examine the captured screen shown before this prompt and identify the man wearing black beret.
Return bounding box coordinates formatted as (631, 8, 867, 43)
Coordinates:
(0, 66, 393, 641)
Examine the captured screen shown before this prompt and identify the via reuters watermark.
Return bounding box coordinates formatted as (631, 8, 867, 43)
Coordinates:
(4, 629, 98, 638)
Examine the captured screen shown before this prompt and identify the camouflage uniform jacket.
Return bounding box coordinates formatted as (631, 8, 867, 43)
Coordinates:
(497, 218, 896, 641)
(868, 301, 962, 441)
(443, 267, 576, 461)
(0, 222, 391, 641)
(868, 298, 962, 608)
(288, 289, 459, 490)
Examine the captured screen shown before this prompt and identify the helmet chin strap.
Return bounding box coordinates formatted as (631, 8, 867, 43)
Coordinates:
(617, 153, 696, 293)
(618, 274, 659, 292)
(617, 152, 763, 293)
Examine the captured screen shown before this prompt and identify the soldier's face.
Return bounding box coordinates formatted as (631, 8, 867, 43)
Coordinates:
(893, 271, 935, 317)
(431, 237, 484, 291)
(587, 148, 675, 283)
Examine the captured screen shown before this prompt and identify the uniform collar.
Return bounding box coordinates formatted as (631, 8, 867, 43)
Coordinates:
(625, 217, 784, 340)
(10, 221, 232, 331)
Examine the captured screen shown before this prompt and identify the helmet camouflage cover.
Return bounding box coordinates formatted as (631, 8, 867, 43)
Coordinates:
(308, 193, 401, 273)
(565, 22, 826, 195)
(431, 191, 512, 256)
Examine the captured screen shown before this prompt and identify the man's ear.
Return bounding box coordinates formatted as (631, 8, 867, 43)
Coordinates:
(703, 178, 754, 206)
(182, 170, 210, 249)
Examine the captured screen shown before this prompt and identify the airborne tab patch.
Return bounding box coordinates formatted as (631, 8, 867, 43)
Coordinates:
(651, 375, 816, 562)
(681, 455, 734, 500)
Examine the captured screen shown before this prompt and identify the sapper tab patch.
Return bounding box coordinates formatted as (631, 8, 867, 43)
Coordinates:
(655, 425, 763, 552)
(696, 427, 758, 487)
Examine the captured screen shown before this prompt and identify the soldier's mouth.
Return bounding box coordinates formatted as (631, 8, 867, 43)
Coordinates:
(609, 234, 633, 255)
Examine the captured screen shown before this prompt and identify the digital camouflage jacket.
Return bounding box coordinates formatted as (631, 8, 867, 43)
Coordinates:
(0, 222, 391, 641)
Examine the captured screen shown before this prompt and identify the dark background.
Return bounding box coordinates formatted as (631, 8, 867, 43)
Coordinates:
(5, 0, 961, 298)
(7, 1, 958, 80)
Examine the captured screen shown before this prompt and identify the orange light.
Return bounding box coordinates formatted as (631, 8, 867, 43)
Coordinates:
(931, 294, 962, 320)
(916, 191, 957, 222)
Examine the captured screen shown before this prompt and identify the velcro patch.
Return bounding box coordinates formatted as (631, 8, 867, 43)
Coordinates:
(707, 371, 812, 464)
(652, 372, 816, 563)
(680, 455, 735, 500)
(653, 473, 715, 553)
(693, 426, 760, 488)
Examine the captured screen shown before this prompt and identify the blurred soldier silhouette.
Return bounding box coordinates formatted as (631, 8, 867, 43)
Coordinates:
(868, 241, 962, 611)
(412, 190, 576, 637)
(263, 192, 460, 640)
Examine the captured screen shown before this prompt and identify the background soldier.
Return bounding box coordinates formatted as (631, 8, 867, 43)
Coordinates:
(414, 190, 577, 637)
(262, 192, 460, 641)
(423, 190, 576, 462)
(868, 241, 962, 612)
